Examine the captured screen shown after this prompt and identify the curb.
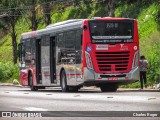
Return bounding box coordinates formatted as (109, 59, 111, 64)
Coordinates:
(0, 83, 22, 87)
(118, 88, 159, 91)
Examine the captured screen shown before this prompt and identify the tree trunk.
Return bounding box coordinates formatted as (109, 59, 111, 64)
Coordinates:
(10, 14, 17, 64)
(31, 0, 37, 31)
(43, 1, 51, 26)
(12, 32, 17, 64)
(31, 8, 37, 30)
(106, 0, 115, 17)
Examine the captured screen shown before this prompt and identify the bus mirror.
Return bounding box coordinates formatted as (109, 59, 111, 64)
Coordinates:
(17, 45, 20, 60)
(83, 25, 87, 30)
(22, 46, 25, 57)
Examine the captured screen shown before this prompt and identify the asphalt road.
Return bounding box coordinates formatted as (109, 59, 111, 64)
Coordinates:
(0, 86, 159, 120)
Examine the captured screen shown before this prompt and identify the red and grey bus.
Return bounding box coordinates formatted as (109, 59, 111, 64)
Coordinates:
(19, 17, 139, 92)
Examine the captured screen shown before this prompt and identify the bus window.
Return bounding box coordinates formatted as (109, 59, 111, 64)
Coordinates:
(65, 31, 75, 49)
(31, 39, 36, 65)
(57, 33, 64, 48)
(25, 39, 32, 65)
(75, 30, 82, 50)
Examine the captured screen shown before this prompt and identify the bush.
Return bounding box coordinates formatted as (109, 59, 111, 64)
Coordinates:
(140, 32, 160, 85)
(0, 62, 19, 83)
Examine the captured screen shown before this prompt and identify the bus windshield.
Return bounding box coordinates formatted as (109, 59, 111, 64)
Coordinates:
(89, 20, 133, 44)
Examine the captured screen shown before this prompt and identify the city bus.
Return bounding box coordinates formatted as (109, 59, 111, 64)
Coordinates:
(19, 17, 140, 92)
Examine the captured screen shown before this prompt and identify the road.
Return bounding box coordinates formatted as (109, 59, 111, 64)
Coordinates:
(0, 86, 159, 120)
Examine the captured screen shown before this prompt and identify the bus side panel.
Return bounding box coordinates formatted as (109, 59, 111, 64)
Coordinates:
(134, 20, 139, 44)
(82, 20, 91, 74)
(20, 67, 37, 86)
(20, 69, 28, 86)
(29, 67, 37, 86)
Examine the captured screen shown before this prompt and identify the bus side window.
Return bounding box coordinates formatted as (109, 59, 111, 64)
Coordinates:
(57, 33, 64, 48)
(65, 31, 76, 49)
(31, 39, 36, 65)
(57, 33, 64, 63)
(75, 30, 82, 50)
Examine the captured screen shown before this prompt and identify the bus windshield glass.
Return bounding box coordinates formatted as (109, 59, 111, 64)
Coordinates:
(89, 20, 133, 44)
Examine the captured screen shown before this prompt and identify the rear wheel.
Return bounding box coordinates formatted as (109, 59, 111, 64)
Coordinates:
(100, 84, 118, 92)
(29, 73, 38, 91)
(60, 70, 69, 92)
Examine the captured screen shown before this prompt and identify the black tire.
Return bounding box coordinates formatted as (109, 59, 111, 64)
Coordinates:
(100, 84, 118, 92)
(60, 70, 69, 92)
(69, 86, 79, 92)
(29, 73, 38, 91)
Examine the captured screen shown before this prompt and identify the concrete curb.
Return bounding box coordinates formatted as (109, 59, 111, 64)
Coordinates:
(0, 83, 22, 87)
(118, 88, 159, 91)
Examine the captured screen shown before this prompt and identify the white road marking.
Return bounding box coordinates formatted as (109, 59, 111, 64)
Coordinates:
(23, 107, 48, 111)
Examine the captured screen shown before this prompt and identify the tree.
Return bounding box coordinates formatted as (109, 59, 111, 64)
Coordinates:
(22, 0, 39, 31)
(30, 0, 38, 31)
(0, 0, 22, 64)
(42, 0, 52, 26)
(107, 0, 115, 17)
(104, 0, 115, 17)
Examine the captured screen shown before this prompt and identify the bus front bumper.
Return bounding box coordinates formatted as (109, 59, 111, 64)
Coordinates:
(83, 67, 140, 85)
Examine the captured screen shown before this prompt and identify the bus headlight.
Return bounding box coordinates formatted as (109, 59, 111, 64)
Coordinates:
(85, 51, 93, 69)
(132, 51, 139, 69)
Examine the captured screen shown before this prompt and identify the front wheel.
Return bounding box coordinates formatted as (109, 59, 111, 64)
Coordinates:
(29, 73, 38, 91)
(60, 70, 69, 92)
(100, 84, 118, 92)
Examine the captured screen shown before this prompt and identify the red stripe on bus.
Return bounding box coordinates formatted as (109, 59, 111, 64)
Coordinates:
(56, 74, 81, 76)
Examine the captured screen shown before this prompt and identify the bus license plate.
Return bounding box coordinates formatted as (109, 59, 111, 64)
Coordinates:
(108, 77, 118, 80)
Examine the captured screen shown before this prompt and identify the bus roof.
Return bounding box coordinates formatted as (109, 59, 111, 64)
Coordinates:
(21, 17, 136, 40)
(46, 19, 85, 29)
(21, 31, 36, 40)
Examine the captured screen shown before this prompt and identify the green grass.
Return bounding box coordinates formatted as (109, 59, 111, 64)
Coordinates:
(0, 1, 159, 86)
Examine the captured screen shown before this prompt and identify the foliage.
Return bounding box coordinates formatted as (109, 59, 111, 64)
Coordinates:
(115, 1, 159, 38)
(115, 1, 160, 87)
(0, 17, 31, 62)
(0, 62, 19, 83)
(141, 32, 160, 85)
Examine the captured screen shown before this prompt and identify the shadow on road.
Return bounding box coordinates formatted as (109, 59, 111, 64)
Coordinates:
(1, 86, 159, 93)
(18, 89, 102, 94)
(17, 87, 159, 93)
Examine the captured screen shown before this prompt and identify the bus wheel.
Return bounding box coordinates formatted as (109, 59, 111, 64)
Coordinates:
(29, 73, 38, 91)
(100, 84, 118, 92)
(60, 70, 69, 92)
